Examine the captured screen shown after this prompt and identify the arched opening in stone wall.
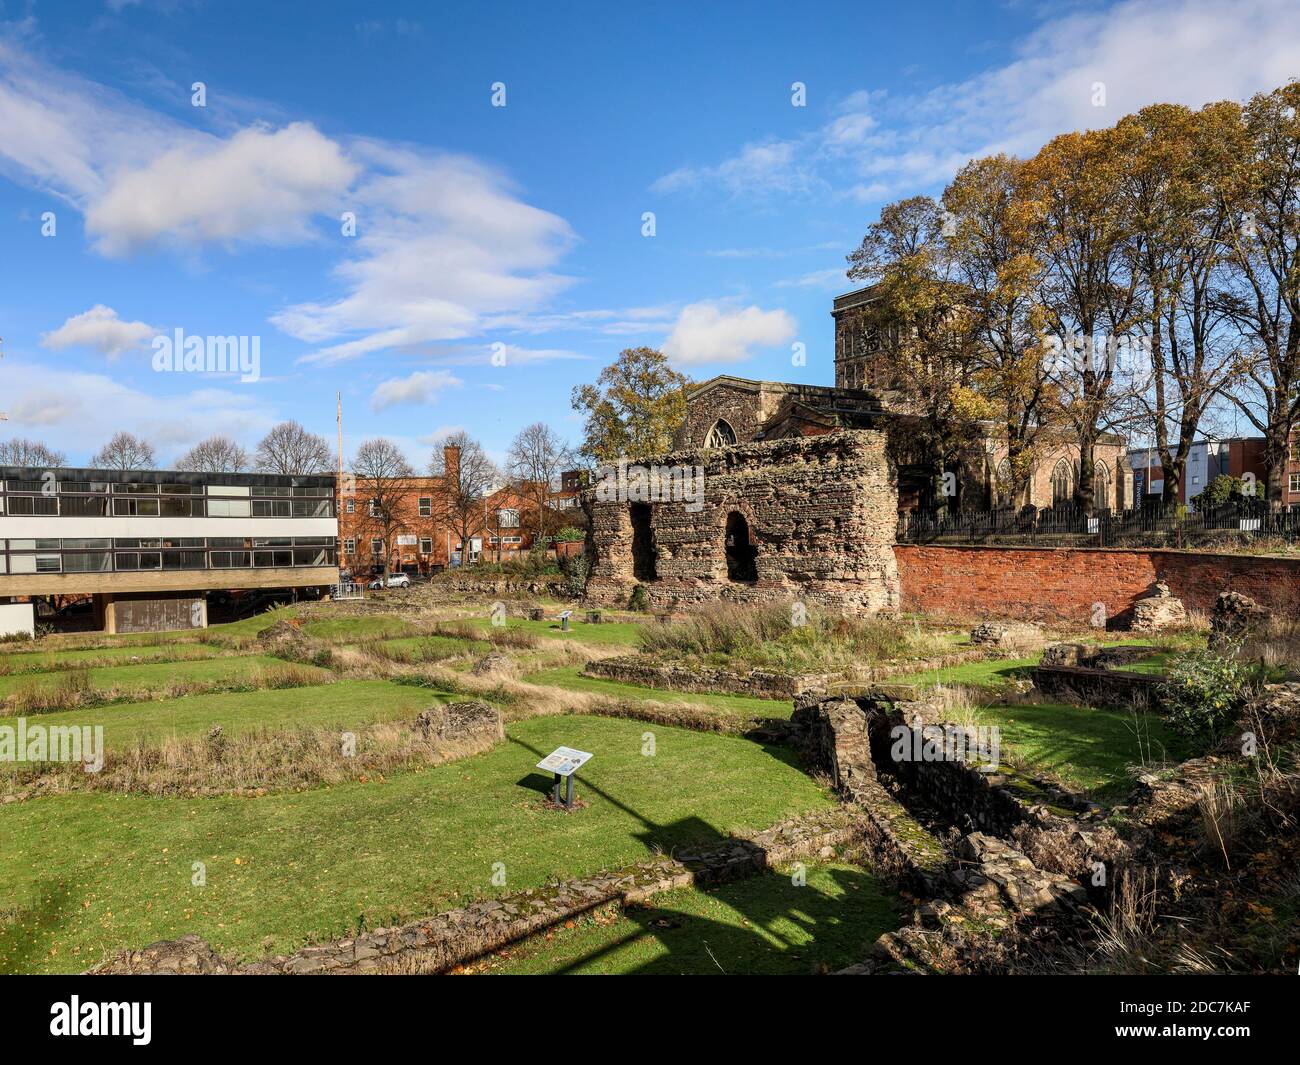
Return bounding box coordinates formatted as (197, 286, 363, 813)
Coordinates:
(629, 503, 657, 581)
(724, 511, 758, 582)
(704, 419, 738, 449)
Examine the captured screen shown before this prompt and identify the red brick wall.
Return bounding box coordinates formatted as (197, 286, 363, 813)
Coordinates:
(894, 544, 1300, 623)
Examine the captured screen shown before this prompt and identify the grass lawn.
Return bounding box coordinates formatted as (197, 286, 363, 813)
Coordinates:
(481, 861, 901, 975)
(461, 617, 644, 646)
(1113, 652, 1176, 675)
(0, 679, 447, 753)
(883, 638, 1198, 689)
(366, 635, 492, 658)
(884, 656, 1040, 688)
(0, 643, 226, 672)
(526, 665, 793, 719)
(0, 715, 831, 973)
(299, 615, 419, 641)
(977, 700, 1194, 798)
(0, 655, 331, 701)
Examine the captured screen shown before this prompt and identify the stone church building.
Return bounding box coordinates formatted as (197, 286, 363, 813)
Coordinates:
(585, 284, 1132, 614)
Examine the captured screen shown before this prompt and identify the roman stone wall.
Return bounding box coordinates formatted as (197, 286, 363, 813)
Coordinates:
(586, 431, 901, 614)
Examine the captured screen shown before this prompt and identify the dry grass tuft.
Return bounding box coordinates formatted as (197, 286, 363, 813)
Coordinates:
(2, 715, 500, 799)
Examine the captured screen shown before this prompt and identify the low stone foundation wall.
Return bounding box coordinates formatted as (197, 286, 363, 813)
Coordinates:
(91, 807, 867, 975)
(1032, 664, 1165, 709)
(582, 648, 1000, 701)
(581, 655, 830, 699)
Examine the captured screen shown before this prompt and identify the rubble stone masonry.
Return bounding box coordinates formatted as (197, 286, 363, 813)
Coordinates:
(586, 430, 901, 613)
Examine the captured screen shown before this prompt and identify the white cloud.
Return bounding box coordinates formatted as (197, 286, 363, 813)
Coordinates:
(652, 0, 1300, 203)
(40, 305, 155, 358)
(282, 146, 577, 365)
(369, 369, 463, 411)
(661, 302, 797, 366)
(774, 268, 850, 290)
(0, 43, 581, 368)
(0, 361, 279, 459)
(86, 123, 358, 256)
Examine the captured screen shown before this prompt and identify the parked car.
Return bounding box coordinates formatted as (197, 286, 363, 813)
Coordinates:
(368, 573, 411, 590)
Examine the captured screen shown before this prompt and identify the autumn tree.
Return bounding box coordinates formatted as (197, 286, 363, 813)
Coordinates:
(506, 422, 573, 546)
(255, 421, 333, 475)
(351, 438, 415, 579)
(1215, 80, 1300, 505)
(0, 437, 67, 468)
(570, 347, 690, 463)
(91, 431, 156, 471)
(942, 155, 1057, 504)
(846, 195, 988, 509)
(429, 431, 498, 566)
(1116, 103, 1242, 505)
(1020, 126, 1146, 514)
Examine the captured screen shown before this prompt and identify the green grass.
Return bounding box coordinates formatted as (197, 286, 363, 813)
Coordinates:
(462, 617, 644, 646)
(483, 861, 901, 975)
(299, 616, 419, 641)
(1113, 652, 1175, 676)
(885, 656, 1040, 689)
(0, 655, 330, 701)
(365, 635, 491, 658)
(977, 700, 1194, 798)
(0, 643, 226, 672)
(0, 679, 447, 753)
(525, 665, 793, 719)
(0, 715, 831, 973)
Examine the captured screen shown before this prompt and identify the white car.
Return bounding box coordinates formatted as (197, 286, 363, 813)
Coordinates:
(368, 573, 411, 590)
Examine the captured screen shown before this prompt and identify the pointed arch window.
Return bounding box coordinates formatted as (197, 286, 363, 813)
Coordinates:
(1051, 460, 1074, 506)
(704, 420, 737, 449)
(1094, 461, 1112, 510)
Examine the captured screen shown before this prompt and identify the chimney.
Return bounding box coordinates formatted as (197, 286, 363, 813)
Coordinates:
(443, 443, 461, 484)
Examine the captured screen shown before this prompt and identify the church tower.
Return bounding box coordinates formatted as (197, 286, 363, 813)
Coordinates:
(831, 284, 886, 391)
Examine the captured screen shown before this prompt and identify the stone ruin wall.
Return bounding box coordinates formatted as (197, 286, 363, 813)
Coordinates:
(585, 430, 901, 614)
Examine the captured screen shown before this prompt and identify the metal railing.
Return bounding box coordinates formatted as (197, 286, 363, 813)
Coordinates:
(332, 581, 366, 601)
(897, 502, 1300, 549)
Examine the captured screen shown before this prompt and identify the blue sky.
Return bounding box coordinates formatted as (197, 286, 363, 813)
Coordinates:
(1, 0, 1297, 468)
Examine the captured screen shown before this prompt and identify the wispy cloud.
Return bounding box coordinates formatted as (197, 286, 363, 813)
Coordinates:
(652, 0, 1300, 204)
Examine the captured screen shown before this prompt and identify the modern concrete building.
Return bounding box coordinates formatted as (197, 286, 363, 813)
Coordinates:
(0, 466, 338, 632)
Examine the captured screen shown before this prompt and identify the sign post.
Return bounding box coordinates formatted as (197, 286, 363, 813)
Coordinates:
(535, 746, 593, 809)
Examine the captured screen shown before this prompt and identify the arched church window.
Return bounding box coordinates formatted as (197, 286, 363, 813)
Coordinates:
(1051, 459, 1074, 506)
(704, 420, 737, 449)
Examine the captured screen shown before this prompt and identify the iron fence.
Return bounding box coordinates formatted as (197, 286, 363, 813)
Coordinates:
(897, 503, 1300, 549)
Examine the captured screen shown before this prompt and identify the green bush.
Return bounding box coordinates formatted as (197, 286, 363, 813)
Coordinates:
(627, 584, 650, 612)
(1160, 649, 1260, 741)
(562, 552, 590, 598)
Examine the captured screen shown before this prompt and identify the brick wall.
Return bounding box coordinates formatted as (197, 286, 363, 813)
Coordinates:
(894, 544, 1300, 623)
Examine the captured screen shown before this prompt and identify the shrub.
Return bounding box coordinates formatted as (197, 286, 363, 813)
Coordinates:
(627, 584, 650, 612)
(1160, 649, 1260, 741)
(562, 552, 590, 598)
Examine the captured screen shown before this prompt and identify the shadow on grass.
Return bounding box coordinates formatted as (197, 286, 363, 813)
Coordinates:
(980, 701, 1196, 799)
(0, 878, 76, 975)
(499, 731, 898, 974)
(504, 864, 901, 975)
